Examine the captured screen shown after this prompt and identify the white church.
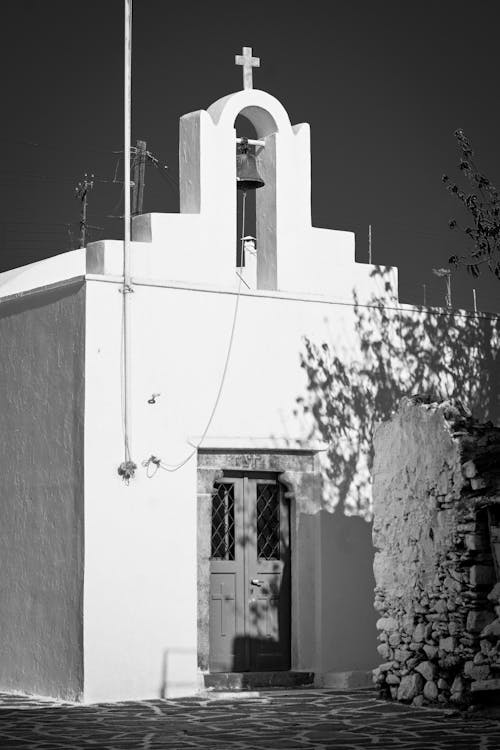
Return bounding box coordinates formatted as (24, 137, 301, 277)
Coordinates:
(0, 48, 476, 702)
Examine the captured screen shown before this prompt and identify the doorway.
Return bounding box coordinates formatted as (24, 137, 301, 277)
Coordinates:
(209, 472, 291, 672)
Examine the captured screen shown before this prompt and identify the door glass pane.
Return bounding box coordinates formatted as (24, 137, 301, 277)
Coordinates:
(211, 483, 235, 560)
(256, 483, 280, 560)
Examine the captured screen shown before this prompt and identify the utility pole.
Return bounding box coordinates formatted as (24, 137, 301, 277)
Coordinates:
(473, 288, 478, 314)
(75, 174, 94, 248)
(117, 0, 136, 482)
(131, 139, 147, 215)
(368, 223, 372, 264)
(422, 283, 427, 306)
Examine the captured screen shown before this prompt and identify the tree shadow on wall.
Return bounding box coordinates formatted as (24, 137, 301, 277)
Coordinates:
(296, 267, 500, 520)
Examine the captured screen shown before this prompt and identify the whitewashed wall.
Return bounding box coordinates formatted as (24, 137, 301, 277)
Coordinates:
(82, 275, 388, 701)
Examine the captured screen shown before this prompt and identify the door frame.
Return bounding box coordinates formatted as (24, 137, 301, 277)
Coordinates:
(197, 447, 321, 675)
(208, 470, 291, 672)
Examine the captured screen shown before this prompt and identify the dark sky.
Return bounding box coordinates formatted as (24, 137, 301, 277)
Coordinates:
(2, 0, 500, 311)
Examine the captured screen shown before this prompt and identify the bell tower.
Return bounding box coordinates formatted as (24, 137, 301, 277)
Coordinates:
(177, 47, 312, 292)
(130, 46, 383, 301)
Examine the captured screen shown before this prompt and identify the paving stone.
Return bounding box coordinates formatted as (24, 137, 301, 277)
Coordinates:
(0, 689, 499, 749)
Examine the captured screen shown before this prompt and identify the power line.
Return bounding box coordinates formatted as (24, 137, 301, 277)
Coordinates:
(0, 219, 73, 227)
(105, 154, 138, 219)
(150, 156, 179, 195)
(12, 139, 124, 156)
(0, 170, 121, 186)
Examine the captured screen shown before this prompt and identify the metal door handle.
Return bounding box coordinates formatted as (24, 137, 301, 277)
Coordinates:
(251, 578, 264, 586)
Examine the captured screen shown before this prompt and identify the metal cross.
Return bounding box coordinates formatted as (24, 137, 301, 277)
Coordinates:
(235, 46, 260, 90)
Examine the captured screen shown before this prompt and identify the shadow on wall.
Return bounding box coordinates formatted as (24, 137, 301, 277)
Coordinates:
(299, 509, 378, 671)
(295, 266, 500, 520)
(227, 515, 377, 674)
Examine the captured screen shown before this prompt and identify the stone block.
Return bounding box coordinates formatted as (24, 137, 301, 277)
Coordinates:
(415, 661, 437, 682)
(386, 672, 400, 685)
(480, 639, 493, 654)
(377, 643, 391, 659)
(462, 460, 477, 478)
(470, 565, 495, 587)
(376, 617, 398, 633)
(439, 636, 455, 653)
(471, 476, 487, 490)
(413, 623, 426, 642)
(437, 678, 449, 690)
(480, 619, 500, 640)
(466, 610, 495, 634)
(464, 660, 491, 680)
(409, 642, 424, 651)
(378, 661, 395, 672)
(388, 632, 401, 647)
(372, 669, 384, 684)
(451, 676, 464, 694)
(471, 678, 500, 693)
(423, 644, 438, 660)
(394, 648, 412, 663)
(444, 576, 462, 593)
(412, 694, 425, 706)
(464, 534, 485, 551)
(488, 583, 500, 602)
(468, 665, 491, 681)
(464, 660, 474, 677)
(423, 680, 438, 701)
(402, 614, 416, 633)
(439, 654, 460, 669)
(397, 673, 424, 702)
(458, 522, 477, 533)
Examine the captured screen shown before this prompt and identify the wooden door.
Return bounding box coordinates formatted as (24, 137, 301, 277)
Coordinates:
(209, 473, 291, 672)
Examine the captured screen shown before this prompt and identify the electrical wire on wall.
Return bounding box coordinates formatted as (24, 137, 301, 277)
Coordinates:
(142, 188, 251, 476)
(142, 269, 244, 476)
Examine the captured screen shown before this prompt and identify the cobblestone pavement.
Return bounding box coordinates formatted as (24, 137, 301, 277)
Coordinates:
(1, 688, 500, 749)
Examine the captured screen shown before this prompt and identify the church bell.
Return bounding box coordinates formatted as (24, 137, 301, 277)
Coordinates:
(236, 138, 265, 191)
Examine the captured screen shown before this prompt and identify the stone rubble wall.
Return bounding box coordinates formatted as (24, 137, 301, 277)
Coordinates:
(372, 397, 500, 706)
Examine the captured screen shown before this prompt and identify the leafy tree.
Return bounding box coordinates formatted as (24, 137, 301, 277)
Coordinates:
(444, 129, 500, 278)
(295, 268, 500, 519)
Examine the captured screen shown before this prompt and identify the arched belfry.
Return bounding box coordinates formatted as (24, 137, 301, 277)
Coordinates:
(131, 46, 386, 301)
(177, 48, 313, 292)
